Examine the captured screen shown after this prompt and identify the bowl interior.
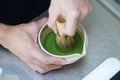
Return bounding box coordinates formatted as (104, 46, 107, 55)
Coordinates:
(39, 24, 85, 56)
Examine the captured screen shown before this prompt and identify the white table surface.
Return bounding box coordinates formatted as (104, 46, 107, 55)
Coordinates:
(0, 0, 120, 80)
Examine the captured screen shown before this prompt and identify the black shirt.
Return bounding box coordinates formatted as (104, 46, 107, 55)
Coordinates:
(0, 0, 50, 25)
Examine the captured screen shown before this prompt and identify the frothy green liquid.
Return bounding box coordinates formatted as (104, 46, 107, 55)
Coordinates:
(43, 31, 84, 56)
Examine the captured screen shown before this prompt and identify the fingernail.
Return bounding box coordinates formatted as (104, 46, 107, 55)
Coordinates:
(54, 30, 57, 34)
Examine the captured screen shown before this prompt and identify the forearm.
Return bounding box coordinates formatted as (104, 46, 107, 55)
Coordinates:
(0, 23, 9, 45)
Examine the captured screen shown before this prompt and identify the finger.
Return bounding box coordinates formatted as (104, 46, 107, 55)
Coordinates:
(31, 59, 63, 72)
(32, 47, 66, 65)
(44, 64, 63, 73)
(40, 53, 66, 65)
(64, 14, 80, 36)
(48, 64, 63, 70)
(48, 13, 59, 34)
(34, 64, 62, 74)
(31, 58, 50, 71)
(28, 62, 50, 74)
(28, 64, 46, 74)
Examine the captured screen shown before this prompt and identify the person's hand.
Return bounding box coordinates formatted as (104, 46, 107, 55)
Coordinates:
(48, 0, 92, 37)
(0, 18, 65, 74)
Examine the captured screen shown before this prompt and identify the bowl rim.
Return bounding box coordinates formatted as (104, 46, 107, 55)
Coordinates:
(38, 22, 88, 58)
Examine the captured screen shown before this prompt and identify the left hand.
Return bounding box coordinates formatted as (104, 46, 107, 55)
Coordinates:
(48, 0, 92, 37)
(0, 18, 65, 74)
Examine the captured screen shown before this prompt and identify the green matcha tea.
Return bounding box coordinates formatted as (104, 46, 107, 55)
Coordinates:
(42, 31, 84, 56)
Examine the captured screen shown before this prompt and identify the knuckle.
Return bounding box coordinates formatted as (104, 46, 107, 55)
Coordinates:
(84, 7, 89, 14)
(81, 7, 89, 17)
(83, 5, 92, 15)
(70, 11, 80, 18)
(88, 5, 92, 12)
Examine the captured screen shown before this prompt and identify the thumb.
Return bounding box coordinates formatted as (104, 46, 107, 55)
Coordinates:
(48, 14, 59, 34)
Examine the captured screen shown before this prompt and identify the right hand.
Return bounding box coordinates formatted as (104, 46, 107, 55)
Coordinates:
(48, 0, 92, 37)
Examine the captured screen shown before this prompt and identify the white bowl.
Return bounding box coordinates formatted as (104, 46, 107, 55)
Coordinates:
(38, 22, 88, 64)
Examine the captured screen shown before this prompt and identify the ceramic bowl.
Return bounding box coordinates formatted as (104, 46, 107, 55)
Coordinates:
(38, 22, 88, 64)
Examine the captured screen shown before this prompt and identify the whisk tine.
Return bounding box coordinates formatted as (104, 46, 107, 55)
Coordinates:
(56, 16, 75, 53)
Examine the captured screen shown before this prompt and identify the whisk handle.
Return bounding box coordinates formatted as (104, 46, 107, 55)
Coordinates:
(56, 16, 66, 36)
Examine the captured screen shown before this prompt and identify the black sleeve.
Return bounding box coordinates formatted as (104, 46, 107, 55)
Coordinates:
(0, 0, 50, 25)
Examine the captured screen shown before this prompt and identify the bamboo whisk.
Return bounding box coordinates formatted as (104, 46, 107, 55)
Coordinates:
(56, 16, 75, 53)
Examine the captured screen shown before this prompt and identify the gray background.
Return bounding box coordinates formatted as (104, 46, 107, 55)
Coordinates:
(0, 0, 120, 80)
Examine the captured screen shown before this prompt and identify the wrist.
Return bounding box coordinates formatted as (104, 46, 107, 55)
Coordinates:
(0, 23, 9, 45)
